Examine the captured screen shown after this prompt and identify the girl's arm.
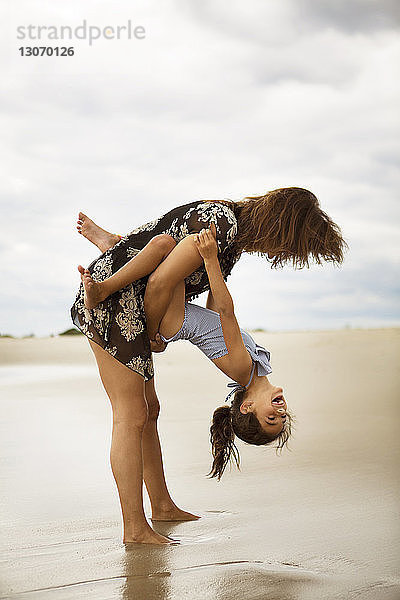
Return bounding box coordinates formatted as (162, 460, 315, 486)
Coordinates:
(206, 291, 218, 312)
(194, 229, 252, 384)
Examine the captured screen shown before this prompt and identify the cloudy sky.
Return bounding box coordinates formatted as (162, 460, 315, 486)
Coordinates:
(1, 0, 399, 336)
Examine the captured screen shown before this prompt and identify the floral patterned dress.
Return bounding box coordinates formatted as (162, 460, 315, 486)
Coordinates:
(70, 201, 240, 380)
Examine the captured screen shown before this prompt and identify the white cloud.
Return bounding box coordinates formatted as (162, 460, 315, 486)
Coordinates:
(1, 0, 399, 335)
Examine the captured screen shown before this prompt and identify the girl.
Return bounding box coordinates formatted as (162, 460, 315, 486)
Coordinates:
(156, 228, 292, 481)
(79, 228, 292, 482)
(71, 188, 345, 544)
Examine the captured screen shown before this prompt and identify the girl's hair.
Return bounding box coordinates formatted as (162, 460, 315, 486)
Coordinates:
(208, 187, 347, 268)
(207, 389, 294, 481)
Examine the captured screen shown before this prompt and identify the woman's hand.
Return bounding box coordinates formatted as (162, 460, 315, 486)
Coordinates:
(194, 228, 218, 261)
(150, 332, 167, 353)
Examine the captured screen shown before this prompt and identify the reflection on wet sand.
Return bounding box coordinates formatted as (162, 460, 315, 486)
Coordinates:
(121, 558, 321, 600)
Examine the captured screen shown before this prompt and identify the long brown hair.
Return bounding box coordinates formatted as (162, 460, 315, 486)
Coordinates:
(208, 187, 347, 268)
(207, 390, 294, 481)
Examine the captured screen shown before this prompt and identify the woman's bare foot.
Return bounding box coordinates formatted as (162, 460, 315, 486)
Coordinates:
(124, 528, 177, 545)
(77, 212, 121, 253)
(78, 265, 107, 309)
(151, 507, 201, 522)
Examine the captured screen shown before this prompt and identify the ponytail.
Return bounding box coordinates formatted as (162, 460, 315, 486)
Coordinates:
(207, 405, 241, 481)
(207, 390, 294, 481)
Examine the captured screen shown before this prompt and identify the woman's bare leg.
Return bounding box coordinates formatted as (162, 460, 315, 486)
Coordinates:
(88, 340, 174, 545)
(79, 234, 177, 309)
(143, 377, 200, 522)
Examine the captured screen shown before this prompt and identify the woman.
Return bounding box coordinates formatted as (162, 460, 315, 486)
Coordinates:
(71, 187, 346, 545)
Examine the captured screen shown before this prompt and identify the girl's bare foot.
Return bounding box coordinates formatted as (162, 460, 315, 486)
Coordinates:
(151, 507, 201, 522)
(78, 265, 107, 309)
(77, 212, 121, 253)
(124, 528, 177, 545)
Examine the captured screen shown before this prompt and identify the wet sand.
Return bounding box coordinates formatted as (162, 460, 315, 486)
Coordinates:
(1, 329, 399, 599)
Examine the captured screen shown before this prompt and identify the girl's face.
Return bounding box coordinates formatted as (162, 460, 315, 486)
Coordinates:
(241, 382, 288, 436)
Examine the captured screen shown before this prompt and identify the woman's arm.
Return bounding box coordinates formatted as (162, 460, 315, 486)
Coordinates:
(194, 229, 252, 381)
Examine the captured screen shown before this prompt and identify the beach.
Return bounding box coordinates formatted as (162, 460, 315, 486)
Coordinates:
(0, 329, 399, 599)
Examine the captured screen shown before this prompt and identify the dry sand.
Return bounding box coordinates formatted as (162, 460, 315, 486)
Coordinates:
(0, 329, 399, 599)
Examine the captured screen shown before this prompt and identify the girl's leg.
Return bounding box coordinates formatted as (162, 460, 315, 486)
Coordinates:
(144, 235, 204, 339)
(79, 234, 176, 309)
(76, 212, 121, 253)
(77, 214, 209, 337)
(142, 376, 200, 521)
(144, 225, 216, 339)
(88, 340, 174, 545)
